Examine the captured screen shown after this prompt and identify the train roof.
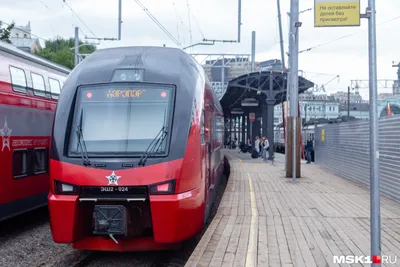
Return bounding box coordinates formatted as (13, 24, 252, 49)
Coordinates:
(0, 40, 71, 74)
(64, 46, 222, 112)
(71, 46, 202, 84)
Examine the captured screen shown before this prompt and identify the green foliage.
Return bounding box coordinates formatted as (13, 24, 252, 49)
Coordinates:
(35, 37, 96, 69)
(0, 21, 15, 43)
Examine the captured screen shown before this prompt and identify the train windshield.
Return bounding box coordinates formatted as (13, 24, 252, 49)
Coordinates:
(68, 83, 174, 156)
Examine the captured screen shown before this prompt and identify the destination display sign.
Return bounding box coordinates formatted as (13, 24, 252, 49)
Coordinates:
(80, 86, 172, 102)
(106, 89, 146, 98)
(314, 0, 360, 27)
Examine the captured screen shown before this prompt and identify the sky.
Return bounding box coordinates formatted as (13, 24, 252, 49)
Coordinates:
(1, 0, 399, 100)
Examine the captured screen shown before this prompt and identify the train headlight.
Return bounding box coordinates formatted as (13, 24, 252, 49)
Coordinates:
(149, 180, 176, 195)
(111, 69, 144, 82)
(54, 180, 80, 195)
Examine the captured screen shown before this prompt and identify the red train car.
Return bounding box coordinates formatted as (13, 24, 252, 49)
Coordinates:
(48, 46, 226, 251)
(0, 41, 70, 222)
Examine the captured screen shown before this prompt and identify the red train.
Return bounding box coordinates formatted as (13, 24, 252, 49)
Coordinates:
(0, 41, 69, 222)
(48, 46, 226, 251)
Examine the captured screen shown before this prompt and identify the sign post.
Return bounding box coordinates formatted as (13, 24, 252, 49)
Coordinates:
(249, 113, 255, 122)
(314, 0, 380, 263)
(249, 113, 255, 147)
(367, 0, 381, 264)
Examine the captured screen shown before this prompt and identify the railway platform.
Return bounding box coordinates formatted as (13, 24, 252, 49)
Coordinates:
(185, 150, 400, 267)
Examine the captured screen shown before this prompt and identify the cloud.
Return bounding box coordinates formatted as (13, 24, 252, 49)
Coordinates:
(1, 0, 399, 99)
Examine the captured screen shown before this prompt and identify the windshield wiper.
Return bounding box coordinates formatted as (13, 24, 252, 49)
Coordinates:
(138, 126, 168, 166)
(76, 109, 91, 166)
(140, 128, 168, 166)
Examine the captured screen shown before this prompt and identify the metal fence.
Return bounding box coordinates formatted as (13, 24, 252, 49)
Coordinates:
(315, 116, 400, 201)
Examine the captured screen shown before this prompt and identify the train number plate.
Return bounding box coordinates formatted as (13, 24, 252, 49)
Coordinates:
(100, 186, 129, 192)
(80, 186, 148, 198)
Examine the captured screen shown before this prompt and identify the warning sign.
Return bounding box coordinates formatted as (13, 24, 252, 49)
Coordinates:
(314, 0, 360, 27)
(249, 113, 255, 122)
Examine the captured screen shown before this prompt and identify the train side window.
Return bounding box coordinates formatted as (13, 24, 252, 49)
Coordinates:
(34, 148, 48, 174)
(31, 72, 46, 97)
(48, 78, 61, 99)
(201, 110, 205, 144)
(13, 149, 28, 178)
(9, 66, 27, 93)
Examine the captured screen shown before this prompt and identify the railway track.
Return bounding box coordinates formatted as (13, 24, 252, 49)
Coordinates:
(0, 207, 62, 267)
(0, 162, 229, 267)
(37, 182, 227, 267)
(0, 174, 225, 267)
(0, 206, 49, 242)
(22, 172, 229, 267)
(66, 250, 189, 267)
(26, 229, 196, 267)
(40, 226, 207, 267)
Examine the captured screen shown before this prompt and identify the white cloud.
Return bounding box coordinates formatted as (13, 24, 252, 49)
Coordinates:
(1, 0, 399, 99)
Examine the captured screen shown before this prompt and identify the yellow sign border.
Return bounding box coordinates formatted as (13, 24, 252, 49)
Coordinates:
(314, 0, 361, 27)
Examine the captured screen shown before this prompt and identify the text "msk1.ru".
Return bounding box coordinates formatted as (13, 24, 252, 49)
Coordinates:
(333, 255, 397, 264)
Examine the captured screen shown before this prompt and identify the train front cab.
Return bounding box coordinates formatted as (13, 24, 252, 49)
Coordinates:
(48, 70, 214, 251)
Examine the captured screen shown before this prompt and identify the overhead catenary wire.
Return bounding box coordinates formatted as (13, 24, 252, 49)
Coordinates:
(62, 0, 97, 38)
(299, 32, 357, 54)
(134, 0, 182, 49)
(171, 1, 206, 47)
(171, 1, 187, 46)
(38, 0, 88, 37)
(42, 0, 106, 48)
(322, 75, 340, 86)
(302, 71, 340, 76)
(263, 15, 281, 53)
(300, 14, 400, 54)
(0, 20, 48, 42)
(186, 0, 193, 47)
(274, 13, 279, 45)
(171, 2, 181, 45)
(187, 6, 205, 40)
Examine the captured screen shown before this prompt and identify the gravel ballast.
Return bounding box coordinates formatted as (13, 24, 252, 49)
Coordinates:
(0, 171, 229, 267)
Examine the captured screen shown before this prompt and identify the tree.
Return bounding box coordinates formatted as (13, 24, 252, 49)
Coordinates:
(0, 21, 15, 43)
(35, 37, 96, 69)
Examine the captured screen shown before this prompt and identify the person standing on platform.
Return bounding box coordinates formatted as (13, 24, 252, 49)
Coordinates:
(247, 136, 252, 152)
(306, 135, 313, 163)
(253, 136, 260, 159)
(261, 136, 269, 162)
(260, 136, 266, 161)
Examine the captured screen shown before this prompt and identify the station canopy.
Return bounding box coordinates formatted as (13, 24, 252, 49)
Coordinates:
(219, 70, 314, 116)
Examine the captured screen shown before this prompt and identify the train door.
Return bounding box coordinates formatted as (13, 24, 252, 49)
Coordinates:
(203, 107, 213, 222)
